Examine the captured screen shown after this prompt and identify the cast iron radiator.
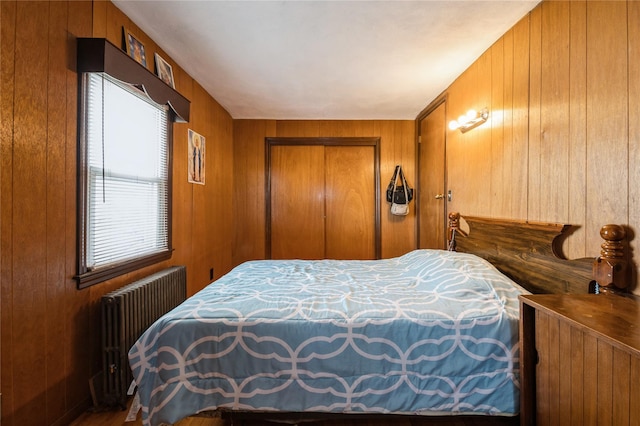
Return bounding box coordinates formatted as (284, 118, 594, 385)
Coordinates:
(101, 265, 187, 408)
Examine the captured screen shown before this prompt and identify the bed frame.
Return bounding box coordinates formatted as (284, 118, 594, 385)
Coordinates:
(447, 211, 630, 295)
(218, 213, 632, 426)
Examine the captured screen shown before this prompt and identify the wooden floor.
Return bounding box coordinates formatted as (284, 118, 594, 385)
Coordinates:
(69, 406, 221, 426)
(69, 400, 520, 426)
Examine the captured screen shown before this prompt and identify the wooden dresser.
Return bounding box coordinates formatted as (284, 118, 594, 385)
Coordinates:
(519, 294, 640, 426)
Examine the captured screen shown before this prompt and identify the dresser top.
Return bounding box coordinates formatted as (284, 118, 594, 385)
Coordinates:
(520, 293, 640, 355)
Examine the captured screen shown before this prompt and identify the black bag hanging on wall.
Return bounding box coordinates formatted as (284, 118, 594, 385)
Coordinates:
(386, 165, 414, 204)
(385, 166, 399, 203)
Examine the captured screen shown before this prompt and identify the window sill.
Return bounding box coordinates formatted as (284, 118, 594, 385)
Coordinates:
(75, 250, 173, 289)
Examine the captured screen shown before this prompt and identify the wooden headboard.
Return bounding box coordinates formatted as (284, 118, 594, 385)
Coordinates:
(447, 212, 629, 295)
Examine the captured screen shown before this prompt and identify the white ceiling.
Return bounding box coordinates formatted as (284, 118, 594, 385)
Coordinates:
(113, 0, 540, 120)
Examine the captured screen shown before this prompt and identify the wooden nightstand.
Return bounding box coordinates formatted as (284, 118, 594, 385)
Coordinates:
(519, 294, 640, 426)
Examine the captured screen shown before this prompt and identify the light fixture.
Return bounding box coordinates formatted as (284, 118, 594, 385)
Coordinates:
(448, 107, 489, 133)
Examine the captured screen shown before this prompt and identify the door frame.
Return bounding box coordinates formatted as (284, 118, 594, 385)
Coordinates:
(265, 137, 381, 259)
(415, 95, 448, 249)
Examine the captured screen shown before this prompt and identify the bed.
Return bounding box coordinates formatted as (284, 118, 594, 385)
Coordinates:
(128, 212, 628, 426)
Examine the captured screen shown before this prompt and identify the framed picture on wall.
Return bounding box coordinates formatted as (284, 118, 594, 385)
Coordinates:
(154, 53, 175, 88)
(188, 129, 205, 185)
(124, 28, 147, 67)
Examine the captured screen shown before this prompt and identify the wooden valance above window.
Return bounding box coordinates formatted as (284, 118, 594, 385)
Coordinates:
(77, 37, 190, 123)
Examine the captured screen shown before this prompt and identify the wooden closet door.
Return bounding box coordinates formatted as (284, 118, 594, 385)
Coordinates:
(270, 145, 325, 259)
(325, 145, 376, 260)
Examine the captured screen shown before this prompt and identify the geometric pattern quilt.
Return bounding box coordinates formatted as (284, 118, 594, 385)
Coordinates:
(129, 250, 528, 426)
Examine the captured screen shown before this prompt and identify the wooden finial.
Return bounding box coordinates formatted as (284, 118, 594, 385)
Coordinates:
(592, 224, 628, 294)
(448, 211, 460, 236)
(447, 212, 468, 251)
(447, 212, 460, 251)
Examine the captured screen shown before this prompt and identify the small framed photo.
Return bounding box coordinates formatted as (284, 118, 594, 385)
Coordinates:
(125, 28, 147, 67)
(188, 129, 205, 185)
(154, 53, 175, 88)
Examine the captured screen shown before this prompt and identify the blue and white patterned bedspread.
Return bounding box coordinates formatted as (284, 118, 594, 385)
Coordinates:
(129, 249, 529, 426)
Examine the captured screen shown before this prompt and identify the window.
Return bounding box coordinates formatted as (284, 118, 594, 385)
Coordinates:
(76, 73, 172, 288)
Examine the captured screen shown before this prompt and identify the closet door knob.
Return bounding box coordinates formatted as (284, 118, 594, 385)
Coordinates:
(434, 194, 444, 200)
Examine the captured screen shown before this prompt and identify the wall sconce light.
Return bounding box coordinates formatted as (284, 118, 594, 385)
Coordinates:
(448, 108, 489, 133)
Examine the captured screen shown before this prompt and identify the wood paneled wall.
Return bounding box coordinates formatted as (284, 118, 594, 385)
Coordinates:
(5, 0, 640, 425)
(446, 14, 529, 222)
(232, 120, 416, 265)
(444, 1, 640, 293)
(0, 1, 234, 424)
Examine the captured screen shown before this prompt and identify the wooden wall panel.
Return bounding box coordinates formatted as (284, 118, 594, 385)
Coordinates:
(539, 1, 571, 224)
(276, 120, 321, 137)
(566, 1, 587, 259)
(473, 52, 493, 218)
(1, 1, 235, 424)
(12, 3, 50, 424)
(66, 1, 94, 417)
(209, 88, 235, 285)
(446, 61, 478, 215)
(461, 61, 484, 216)
(585, 1, 628, 253)
(510, 16, 529, 220)
(0, 0, 16, 422)
(189, 84, 212, 292)
(321, 120, 377, 138)
(92, 0, 107, 38)
(197, 83, 235, 292)
(169, 63, 194, 285)
(377, 120, 416, 258)
(490, 37, 505, 217)
(170, 120, 195, 280)
(232, 120, 275, 264)
(446, 16, 529, 221)
(46, 2, 70, 422)
(527, 5, 542, 222)
(629, 1, 640, 282)
(105, 1, 126, 48)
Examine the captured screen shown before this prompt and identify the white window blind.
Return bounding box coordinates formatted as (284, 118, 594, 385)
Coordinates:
(83, 73, 169, 271)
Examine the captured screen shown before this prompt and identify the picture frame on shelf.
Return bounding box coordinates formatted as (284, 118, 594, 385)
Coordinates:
(124, 28, 147, 67)
(154, 53, 175, 88)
